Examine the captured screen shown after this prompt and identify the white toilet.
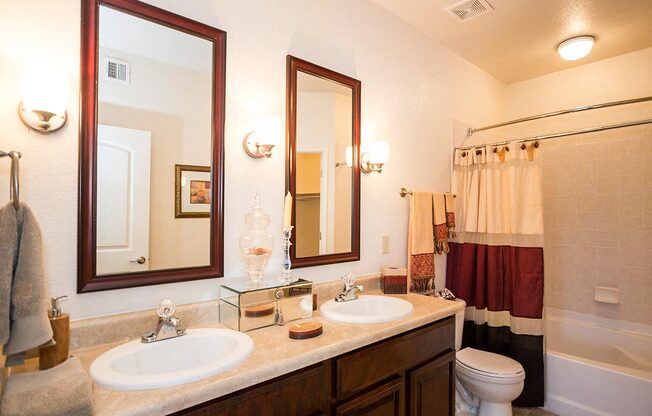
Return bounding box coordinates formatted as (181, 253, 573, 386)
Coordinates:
(453, 301, 525, 416)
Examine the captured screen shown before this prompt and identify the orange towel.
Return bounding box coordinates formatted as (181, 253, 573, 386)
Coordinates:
(407, 192, 435, 294)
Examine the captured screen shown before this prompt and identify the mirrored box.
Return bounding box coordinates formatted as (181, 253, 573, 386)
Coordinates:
(219, 279, 313, 332)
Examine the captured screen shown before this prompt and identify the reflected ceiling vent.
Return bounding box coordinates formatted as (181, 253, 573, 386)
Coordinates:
(445, 0, 493, 23)
(103, 57, 130, 85)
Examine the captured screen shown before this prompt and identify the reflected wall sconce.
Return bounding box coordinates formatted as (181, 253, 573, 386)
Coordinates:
(18, 66, 69, 134)
(335, 146, 354, 168)
(361, 141, 389, 173)
(243, 116, 282, 159)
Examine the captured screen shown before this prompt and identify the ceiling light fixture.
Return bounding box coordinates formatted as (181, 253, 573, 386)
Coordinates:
(557, 36, 595, 61)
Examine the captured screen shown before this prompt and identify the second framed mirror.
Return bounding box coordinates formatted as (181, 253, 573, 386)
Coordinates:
(286, 56, 361, 268)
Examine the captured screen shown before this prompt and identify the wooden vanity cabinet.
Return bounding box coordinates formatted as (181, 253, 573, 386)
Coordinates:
(173, 316, 455, 416)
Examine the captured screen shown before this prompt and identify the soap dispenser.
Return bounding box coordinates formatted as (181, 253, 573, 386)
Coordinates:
(39, 296, 69, 370)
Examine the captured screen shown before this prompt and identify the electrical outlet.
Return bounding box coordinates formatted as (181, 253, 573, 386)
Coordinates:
(381, 235, 389, 254)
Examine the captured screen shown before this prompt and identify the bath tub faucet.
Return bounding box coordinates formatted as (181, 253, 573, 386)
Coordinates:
(141, 298, 186, 343)
(335, 273, 364, 302)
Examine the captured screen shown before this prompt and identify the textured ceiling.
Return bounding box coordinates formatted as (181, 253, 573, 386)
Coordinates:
(371, 0, 652, 84)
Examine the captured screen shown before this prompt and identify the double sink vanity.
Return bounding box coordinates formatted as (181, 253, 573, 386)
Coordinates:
(69, 2, 462, 415)
(75, 280, 462, 416)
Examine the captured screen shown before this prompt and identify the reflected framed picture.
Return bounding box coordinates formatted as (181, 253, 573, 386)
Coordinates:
(175, 164, 211, 218)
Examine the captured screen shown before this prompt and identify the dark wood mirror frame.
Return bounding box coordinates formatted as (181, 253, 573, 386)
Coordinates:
(286, 55, 361, 268)
(78, 0, 226, 293)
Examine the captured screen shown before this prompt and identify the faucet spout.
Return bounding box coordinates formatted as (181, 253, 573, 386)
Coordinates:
(141, 299, 186, 343)
(335, 274, 364, 302)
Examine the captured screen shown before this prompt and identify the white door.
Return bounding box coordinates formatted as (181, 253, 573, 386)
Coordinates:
(96, 124, 152, 275)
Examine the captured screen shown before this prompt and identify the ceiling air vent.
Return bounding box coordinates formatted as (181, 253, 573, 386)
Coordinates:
(103, 57, 130, 85)
(446, 0, 493, 23)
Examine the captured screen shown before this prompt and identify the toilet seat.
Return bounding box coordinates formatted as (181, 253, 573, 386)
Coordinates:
(456, 348, 525, 384)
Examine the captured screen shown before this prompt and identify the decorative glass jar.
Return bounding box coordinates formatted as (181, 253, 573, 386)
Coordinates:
(239, 195, 274, 286)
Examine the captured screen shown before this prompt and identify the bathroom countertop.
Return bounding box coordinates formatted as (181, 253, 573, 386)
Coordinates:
(75, 293, 463, 416)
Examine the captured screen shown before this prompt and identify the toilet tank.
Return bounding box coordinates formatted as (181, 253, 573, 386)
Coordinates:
(454, 299, 466, 351)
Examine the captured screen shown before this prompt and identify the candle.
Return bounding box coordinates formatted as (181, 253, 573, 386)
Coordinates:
(283, 192, 293, 228)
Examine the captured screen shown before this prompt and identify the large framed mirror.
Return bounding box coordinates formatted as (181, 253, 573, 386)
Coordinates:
(286, 56, 361, 268)
(78, 0, 226, 292)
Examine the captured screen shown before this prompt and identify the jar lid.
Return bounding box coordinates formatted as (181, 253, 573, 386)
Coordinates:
(245, 194, 270, 226)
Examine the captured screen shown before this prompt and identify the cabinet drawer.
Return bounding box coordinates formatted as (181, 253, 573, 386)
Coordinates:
(334, 317, 454, 399)
(174, 362, 330, 416)
(335, 377, 405, 416)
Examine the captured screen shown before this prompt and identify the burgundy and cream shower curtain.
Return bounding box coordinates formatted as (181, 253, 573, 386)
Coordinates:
(447, 144, 545, 406)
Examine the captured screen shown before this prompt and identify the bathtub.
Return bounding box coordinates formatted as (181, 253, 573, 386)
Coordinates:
(544, 308, 652, 416)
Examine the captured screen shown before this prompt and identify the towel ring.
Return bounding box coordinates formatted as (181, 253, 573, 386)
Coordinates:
(1, 150, 21, 210)
(10, 151, 20, 210)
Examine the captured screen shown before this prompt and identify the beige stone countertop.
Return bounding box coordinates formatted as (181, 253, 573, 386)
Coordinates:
(76, 293, 463, 416)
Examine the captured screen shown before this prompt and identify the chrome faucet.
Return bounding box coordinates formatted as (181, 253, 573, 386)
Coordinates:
(335, 273, 364, 302)
(141, 298, 186, 343)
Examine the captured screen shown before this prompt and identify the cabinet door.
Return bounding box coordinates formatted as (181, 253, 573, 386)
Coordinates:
(335, 378, 405, 416)
(175, 363, 330, 416)
(408, 351, 455, 416)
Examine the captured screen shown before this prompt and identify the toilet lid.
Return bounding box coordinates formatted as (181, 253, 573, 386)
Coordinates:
(456, 348, 524, 377)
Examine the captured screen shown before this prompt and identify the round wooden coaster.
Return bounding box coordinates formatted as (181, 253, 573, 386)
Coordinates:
(243, 303, 275, 318)
(288, 322, 323, 340)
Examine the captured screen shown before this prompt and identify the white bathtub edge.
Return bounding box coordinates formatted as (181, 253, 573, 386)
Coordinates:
(545, 393, 613, 416)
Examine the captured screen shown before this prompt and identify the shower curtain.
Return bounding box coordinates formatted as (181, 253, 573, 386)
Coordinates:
(447, 144, 544, 406)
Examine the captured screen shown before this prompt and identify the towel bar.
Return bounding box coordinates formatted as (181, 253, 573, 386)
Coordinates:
(399, 187, 456, 198)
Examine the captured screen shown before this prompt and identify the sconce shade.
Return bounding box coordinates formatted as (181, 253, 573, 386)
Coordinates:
(19, 66, 69, 133)
(367, 141, 390, 164)
(254, 116, 282, 147)
(20, 67, 69, 115)
(345, 146, 353, 168)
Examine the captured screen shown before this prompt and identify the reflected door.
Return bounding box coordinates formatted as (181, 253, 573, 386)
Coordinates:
(96, 124, 152, 274)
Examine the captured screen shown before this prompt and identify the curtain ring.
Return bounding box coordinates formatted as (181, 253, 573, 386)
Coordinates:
(461, 151, 467, 157)
(534, 141, 540, 148)
(520, 143, 527, 150)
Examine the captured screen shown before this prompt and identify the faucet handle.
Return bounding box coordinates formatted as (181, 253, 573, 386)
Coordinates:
(157, 298, 176, 319)
(341, 272, 356, 287)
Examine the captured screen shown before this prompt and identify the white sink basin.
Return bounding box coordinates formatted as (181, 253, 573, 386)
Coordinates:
(90, 328, 254, 391)
(320, 295, 413, 324)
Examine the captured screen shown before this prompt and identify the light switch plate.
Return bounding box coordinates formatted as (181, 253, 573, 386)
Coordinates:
(381, 235, 389, 254)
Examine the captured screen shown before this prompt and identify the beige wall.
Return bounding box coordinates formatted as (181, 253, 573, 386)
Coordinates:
(468, 47, 652, 326)
(0, 0, 505, 319)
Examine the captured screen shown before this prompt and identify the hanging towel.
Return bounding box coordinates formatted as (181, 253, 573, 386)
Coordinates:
(1, 203, 52, 357)
(0, 357, 93, 416)
(0, 204, 17, 346)
(407, 192, 435, 294)
(445, 192, 456, 238)
(433, 193, 449, 254)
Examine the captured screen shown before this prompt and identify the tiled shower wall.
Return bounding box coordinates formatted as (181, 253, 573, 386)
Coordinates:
(541, 125, 652, 325)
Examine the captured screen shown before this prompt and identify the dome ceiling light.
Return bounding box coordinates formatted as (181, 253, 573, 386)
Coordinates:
(557, 36, 595, 61)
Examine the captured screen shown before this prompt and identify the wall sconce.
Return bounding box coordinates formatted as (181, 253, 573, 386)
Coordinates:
(18, 66, 69, 134)
(243, 116, 282, 159)
(361, 141, 389, 173)
(335, 146, 353, 168)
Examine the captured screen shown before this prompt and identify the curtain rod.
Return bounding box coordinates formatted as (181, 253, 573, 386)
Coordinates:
(466, 95, 652, 136)
(455, 118, 652, 151)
